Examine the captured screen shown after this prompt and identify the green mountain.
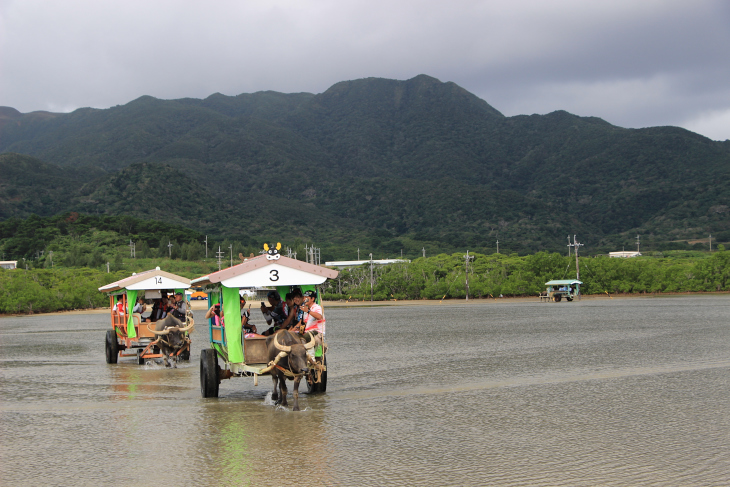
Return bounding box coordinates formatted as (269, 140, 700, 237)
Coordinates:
(2, 74, 730, 259)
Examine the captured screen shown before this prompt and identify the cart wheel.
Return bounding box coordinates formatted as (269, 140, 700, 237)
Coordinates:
(306, 356, 327, 394)
(180, 349, 190, 361)
(138, 353, 146, 365)
(105, 330, 119, 364)
(554, 294, 562, 302)
(567, 296, 573, 302)
(200, 349, 219, 398)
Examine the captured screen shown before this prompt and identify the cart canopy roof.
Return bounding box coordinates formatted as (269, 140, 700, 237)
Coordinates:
(545, 279, 583, 286)
(98, 268, 191, 293)
(191, 254, 338, 289)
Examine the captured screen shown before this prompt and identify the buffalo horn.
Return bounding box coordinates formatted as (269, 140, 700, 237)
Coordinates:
(147, 324, 172, 335)
(304, 332, 316, 350)
(274, 332, 291, 353)
(177, 320, 194, 333)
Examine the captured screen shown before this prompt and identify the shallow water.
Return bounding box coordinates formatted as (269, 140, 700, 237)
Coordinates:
(1, 297, 729, 485)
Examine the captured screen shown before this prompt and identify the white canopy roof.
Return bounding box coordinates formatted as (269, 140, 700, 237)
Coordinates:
(192, 254, 338, 289)
(98, 268, 191, 293)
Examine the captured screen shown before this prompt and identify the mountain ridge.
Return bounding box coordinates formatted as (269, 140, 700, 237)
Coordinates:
(2, 74, 729, 258)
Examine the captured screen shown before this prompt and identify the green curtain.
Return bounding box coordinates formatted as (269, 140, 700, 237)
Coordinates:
(126, 290, 138, 338)
(223, 286, 243, 363)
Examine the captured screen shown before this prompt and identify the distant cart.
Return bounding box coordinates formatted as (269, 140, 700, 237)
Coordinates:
(99, 268, 192, 364)
(544, 279, 582, 302)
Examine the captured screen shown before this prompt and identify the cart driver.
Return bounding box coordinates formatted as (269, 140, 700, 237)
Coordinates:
(170, 292, 188, 321)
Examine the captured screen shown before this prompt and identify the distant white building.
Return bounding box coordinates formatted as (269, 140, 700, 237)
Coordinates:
(0, 261, 18, 269)
(324, 259, 410, 269)
(608, 251, 641, 258)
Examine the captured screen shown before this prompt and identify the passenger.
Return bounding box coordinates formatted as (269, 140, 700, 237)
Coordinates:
(283, 290, 304, 332)
(114, 296, 127, 321)
(301, 290, 325, 335)
(240, 296, 257, 334)
(205, 303, 224, 326)
(132, 297, 146, 326)
(260, 290, 286, 336)
(147, 299, 163, 322)
(158, 297, 169, 319)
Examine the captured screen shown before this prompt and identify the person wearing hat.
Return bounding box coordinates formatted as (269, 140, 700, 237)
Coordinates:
(170, 291, 188, 321)
(301, 290, 325, 335)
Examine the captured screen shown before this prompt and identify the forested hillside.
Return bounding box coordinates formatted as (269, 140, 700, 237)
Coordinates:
(2, 74, 730, 260)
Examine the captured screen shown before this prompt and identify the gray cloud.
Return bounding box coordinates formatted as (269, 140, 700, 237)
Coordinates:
(1, 0, 728, 140)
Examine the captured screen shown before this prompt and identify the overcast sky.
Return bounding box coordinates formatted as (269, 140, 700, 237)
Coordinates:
(1, 0, 729, 140)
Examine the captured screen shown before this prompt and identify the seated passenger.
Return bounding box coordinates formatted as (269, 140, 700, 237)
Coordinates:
(147, 299, 162, 322)
(205, 303, 224, 326)
(261, 290, 286, 336)
(132, 297, 146, 326)
(282, 290, 304, 333)
(114, 296, 127, 322)
(240, 296, 257, 335)
(301, 290, 325, 335)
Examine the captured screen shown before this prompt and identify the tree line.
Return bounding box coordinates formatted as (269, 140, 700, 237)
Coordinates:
(321, 249, 730, 300)
(2, 248, 729, 315)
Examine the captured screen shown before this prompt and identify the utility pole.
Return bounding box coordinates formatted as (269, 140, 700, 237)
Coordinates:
(357, 248, 360, 260)
(568, 235, 571, 256)
(130, 240, 135, 258)
(422, 247, 426, 258)
(106, 262, 110, 273)
(205, 235, 208, 259)
(568, 235, 583, 281)
(464, 250, 474, 301)
(167, 241, 173, 258)
(49, 251, 53, 268)
(216, 246, 224, 271)
(369, 253, 374, 302)
(636, 234, 641, 253)
(229, 244, 233, 267)
(709, 234, 712, 252)
(496, 240, 499, 254)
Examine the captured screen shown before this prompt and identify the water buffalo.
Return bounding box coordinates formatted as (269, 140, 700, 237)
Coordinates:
(260, 330, 315, 411)
(148, 315, 193, 368)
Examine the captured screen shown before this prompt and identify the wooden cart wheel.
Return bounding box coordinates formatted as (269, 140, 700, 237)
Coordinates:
(200, 349, 219, 398)
(105, 329, 119, 364)
(138, 352, 146, 365)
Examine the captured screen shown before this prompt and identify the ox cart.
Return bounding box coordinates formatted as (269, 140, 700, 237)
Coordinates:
(544, 279, 582, 302)
(191, 249, 338, 406)
(99, 268, 193, 365)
